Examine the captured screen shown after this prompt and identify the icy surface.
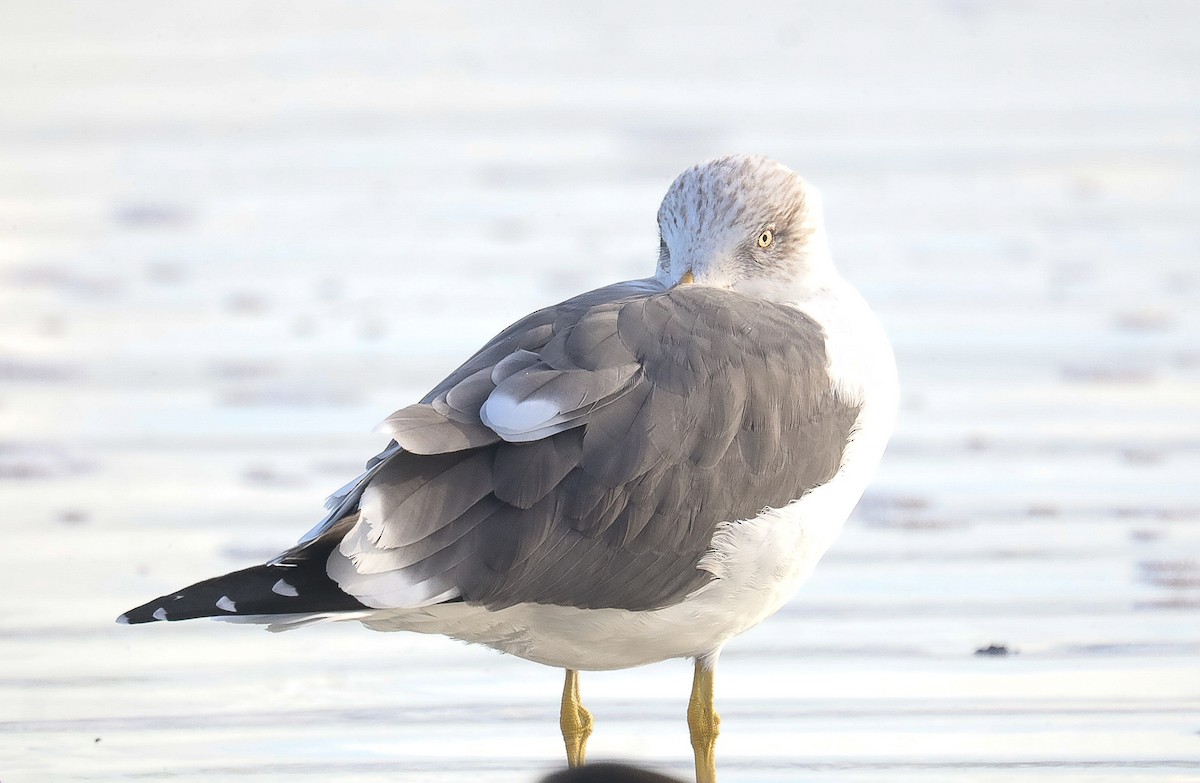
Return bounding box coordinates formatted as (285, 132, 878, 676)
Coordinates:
(1, 2, 1198, 781)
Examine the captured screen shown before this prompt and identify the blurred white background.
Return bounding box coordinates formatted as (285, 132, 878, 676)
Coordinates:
(1, 2, 1198, 781)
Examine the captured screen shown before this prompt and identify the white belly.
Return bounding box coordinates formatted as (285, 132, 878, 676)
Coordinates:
(354, 282, 898, 671)
(357, 487, 849, 669)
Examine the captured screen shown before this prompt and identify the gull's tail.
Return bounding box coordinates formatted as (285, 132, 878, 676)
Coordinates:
(117, 517, 368, 626)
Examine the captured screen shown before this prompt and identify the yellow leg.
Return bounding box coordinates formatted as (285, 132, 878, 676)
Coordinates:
(560, 669, 594, 767)
(688, 658, 721, 783)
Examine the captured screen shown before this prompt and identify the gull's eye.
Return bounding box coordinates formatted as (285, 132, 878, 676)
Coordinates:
(757, 229, 774, 248)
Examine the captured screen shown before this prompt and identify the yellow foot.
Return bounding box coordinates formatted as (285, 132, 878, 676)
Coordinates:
(688, 659, 721, 783)
(560, 669, 594, 767)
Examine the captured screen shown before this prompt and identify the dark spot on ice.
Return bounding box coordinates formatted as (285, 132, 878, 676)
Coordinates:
(311, 460, 368, 477)
(0, 359, 79, 383)
(1120, 447, 1166, 466)
(225, 291, 270, 316)
(114, 202, 192, 228)
(4, 265, 121, 298)
(857, 494, 957, 529)
(1174, 350, 1200, 369)
(144, 260, 189, 285)
(974, 643, 1012, 657)
(1135, 598, 1200, 611)
(0, 444, 94, 480)
(56, 509, 90, 526)
(965, 434, 990, 451)
(1113, 308, 1175, 333)
(242, 465, 308, 488)
(1138, 560, 1200, 589)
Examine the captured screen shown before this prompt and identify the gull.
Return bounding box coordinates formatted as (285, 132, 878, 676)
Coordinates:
(119, 155, 898, 783)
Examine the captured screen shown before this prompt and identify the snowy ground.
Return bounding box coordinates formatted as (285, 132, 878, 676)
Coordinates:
(1, 2, 1198, 781)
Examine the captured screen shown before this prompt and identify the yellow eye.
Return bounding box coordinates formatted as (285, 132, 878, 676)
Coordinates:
(757, 229, 774, 248)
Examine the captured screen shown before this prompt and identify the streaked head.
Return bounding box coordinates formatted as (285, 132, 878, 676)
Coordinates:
(656, 155, 833, 301)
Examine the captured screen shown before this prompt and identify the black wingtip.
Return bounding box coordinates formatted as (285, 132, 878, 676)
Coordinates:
(117, 517, 366, 626)
(118, 596, 179, 624)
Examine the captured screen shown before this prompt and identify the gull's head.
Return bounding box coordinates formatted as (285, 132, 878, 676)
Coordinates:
(655, 155, 833, 301)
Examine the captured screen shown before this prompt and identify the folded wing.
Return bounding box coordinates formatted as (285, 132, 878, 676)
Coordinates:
(330, 281, 862, 613)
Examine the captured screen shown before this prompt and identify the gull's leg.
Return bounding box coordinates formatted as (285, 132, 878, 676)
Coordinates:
(688, 657, 721, 783)
(560, 669, 594, 767)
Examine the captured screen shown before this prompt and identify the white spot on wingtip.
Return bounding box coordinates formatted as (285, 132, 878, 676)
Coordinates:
(271, 579, 299, 597)
(116, 614, 130, 625)
(152, 607, 168, 621)
(216, 596, 237, 612)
